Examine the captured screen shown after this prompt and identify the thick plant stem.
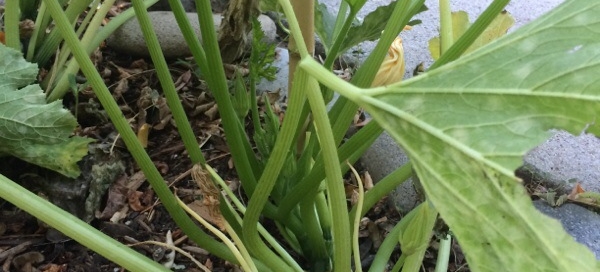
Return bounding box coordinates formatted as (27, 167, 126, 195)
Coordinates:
(4, 0, 21, 50)
(0, 175, 168, 271)
(277, 120, 382, 220)
(43, 0, 236, 263)
(303, 71, 351, 271)
(439, 0, 453, 54)
(288, 0, 314, 90)
(194, 0, 262, 194)
(242, 63, 308, 271)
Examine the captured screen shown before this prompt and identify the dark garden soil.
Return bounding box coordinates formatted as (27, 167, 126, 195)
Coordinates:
(0, 3, 471, 272)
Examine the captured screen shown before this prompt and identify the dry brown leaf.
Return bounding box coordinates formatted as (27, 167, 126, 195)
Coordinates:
(40, 263, 66, 272)
(113, 78, 129, 99)
(99, 172, 146, 219)
(190, 165, 225, 230)
(174, 70, 192, 91)
(204, 104, 219, 120)
(128, 191, 145, 212)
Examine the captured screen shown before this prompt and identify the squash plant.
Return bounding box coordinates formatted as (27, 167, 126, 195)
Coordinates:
(0, 0, 599, 271)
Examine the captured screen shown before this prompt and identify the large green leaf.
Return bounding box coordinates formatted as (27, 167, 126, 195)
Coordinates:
(0, 45, 92, 178)
(313, 0, 600, 270)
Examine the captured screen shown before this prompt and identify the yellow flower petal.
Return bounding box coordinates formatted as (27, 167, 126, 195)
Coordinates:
(371, 37, 405, 87)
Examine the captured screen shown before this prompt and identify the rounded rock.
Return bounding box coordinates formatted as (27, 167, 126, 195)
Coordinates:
(107, 12, 277, 59)
(107, 12, 221, 58)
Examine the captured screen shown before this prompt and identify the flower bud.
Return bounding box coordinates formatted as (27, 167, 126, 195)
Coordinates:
(371, 37, 405, 87)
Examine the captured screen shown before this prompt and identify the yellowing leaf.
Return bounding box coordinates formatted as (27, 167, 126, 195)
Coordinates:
(429, 10, 514, 60)
(0, 44, 92, 178)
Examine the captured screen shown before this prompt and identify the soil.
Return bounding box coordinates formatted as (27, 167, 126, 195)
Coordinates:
(0, 2, 470, 272)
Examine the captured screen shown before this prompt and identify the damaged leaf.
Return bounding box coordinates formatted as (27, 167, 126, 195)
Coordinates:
(0, 45, 92, 178)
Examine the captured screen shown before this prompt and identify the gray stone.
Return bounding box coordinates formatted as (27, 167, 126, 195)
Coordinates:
(257, 14, 277, 48)
(522, 130, 600, 195)
(533, 200, 600, 258)
(106, 12, 277, 59)
(361, 133, 419, 213)
(107, 12, 221, 58)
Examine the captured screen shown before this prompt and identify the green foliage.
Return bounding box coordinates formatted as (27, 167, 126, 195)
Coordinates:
(338, 1, 427, 55)
(0, 45, 92, 178)
(250, 17, 277, 82)
(4, 0, 600, 271)
(399, 202, 437, 271)
(303, 0, 600, 270)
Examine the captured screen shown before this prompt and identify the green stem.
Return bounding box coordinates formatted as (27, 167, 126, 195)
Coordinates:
(242, 66, 308, 271)
(46, 0, 160, 100)
(315, 190, 332, 247)
(368, 208, 418, 272)
(26, 1, 47, 61)
(34, 0, 92, 66)
(349, 163, 364, 272)
(435, 234, 452, 272)
(323, 9, 358, 70)
(277, 120, 382, 220)
(4, 0, 21, 50)
(47, 0, 115, 101)
(439, 0, 453, 54)
(131, 0, 205, 164)
(194, 0, 261, 193)
(299, 195, 329, 269)
(332, 1, 350, 43)
(302, 70, 351, 271)
(277, 0, 309, 58)
(429, 0, 510, 70)
(43, 0, 235, 263)
(391, 255, 406, 272)
(207, 166, 303, 271)
(0, 175, 168, 271)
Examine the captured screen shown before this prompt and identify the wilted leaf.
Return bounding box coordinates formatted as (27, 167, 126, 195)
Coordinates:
(428, 10, 514, 60)
(326, 0, 600, 271)
(0, 45, 92, 178)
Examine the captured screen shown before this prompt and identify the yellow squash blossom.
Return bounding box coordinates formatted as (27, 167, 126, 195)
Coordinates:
(371, 36, 406, 87)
